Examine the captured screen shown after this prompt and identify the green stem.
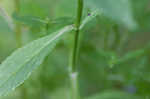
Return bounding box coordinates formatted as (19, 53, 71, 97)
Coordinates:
(70, 72, 80, 99)
(14, 0, 22, 47)
(71, 0, 83, 73)
(69, 0, 83, 99)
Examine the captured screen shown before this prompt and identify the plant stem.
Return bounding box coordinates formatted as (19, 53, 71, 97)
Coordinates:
(70, 0, 83, 99)
(70, 72, 80, 99)
(14, 0, 22, 47)
(71, 0, 83, 73)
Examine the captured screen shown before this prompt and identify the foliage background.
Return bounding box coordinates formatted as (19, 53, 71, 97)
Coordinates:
(0, 0, 150, 99)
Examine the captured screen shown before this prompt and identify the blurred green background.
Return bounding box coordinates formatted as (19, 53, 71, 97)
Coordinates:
(0, 0, 150, 99)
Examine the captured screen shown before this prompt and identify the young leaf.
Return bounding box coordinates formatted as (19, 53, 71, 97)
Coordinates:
(0, 25, 74, 96)
(80, 10, 101, 30)
(85, 0, 137, 29)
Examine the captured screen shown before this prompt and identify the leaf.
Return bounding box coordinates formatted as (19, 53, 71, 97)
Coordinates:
(12, 13, 74, 28)
(0, 5, 14, 30)
(12, 13, 74, 33)
(12, 13, 47, 28)
(51, 17, 74, 25)
(47, 17, 74, 33)
(117, 45, 150, 64)
(80, 9, 101, 29)
(86, 90, 141, 99)
(85, 0, 137, 29)
(0, 25, 74, 96)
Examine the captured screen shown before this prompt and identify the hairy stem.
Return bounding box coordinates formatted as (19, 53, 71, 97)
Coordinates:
(70, 0, 83, 99)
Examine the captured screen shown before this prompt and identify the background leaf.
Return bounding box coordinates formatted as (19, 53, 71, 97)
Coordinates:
(12, 13, 46, 28)
(0, 5, 14, 30)
(85, 0, 137, 29)
(86, 90, 140, 99)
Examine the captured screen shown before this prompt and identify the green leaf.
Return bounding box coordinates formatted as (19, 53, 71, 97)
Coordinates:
(87, 90, 141, 99)
(80, 9, 101, 29)
(12, 13, 74, 28)
(117, 45, 150, 64)
(0, 5, 14, 30)
(51, 17, 74, 25)
(12, 13, 46, 28)
(85, 0, 137, 29)
(12, 13, 74, 34)
(47, 17, 74, 33)
(0, 25, 74, 96)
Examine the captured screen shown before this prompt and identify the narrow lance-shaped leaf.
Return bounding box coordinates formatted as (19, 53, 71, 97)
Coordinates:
(12, 13, 47, 28)
(85, 0, 137, 29)
(0, 25, 74, 96)
(117, 45, 150, 64)
(12, 13, 74, 28)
